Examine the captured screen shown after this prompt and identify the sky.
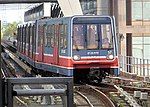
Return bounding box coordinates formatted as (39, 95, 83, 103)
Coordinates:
(0, 4, 40, 24)
(0, 10, 25, 23)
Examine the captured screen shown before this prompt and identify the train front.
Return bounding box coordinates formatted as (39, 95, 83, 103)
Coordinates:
(71, 16, 119, 83)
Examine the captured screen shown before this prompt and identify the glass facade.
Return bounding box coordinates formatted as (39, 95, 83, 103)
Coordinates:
(132, 0, 150, 25)
(132, 0, 150, 59)
(132, 34, 150, 59)
(80, 0, 97, 15)
(80, 0, 110, 15)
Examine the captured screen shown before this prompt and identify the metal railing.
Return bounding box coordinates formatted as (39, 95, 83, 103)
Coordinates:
(119, 55, 150, 77)
(4, 77, 73, 107)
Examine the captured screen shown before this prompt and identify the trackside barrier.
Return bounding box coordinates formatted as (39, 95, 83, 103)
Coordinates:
(5, 77, 73, 107)
(119, 55, 150, 77)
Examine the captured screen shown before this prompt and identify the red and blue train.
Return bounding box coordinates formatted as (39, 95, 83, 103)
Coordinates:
(17, 15, 119, 83)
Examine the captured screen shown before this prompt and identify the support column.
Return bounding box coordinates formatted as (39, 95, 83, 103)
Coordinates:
(110, 0, 114, 16)
(113, 0, 118, 25)
(117, 0, 127, 56)
(57, 0, 83, 16)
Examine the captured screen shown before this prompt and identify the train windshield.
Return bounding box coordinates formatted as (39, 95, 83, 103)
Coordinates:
(73, 24, 113, 50)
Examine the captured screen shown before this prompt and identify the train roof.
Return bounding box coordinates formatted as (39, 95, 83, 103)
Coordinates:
(37, 15, 114, 23)
(17, 21, 35, 28)
(17, 15, 114, 27)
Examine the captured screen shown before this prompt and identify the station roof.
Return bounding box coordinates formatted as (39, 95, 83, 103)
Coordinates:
(0, 0, 57, 4)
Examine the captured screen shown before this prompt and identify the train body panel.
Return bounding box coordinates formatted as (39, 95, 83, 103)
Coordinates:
(17, 15, 119, 82)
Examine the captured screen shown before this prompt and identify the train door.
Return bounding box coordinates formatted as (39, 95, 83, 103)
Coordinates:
(37, 24, 45, 62)
(53, 25, 60, 65)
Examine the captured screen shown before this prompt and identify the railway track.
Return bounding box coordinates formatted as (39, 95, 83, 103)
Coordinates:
(1, 54, 29, 107)
(1, 42, 69, 107)
(1, 42, 34, 106)
(2, 41, 149, 107)
(74, 85, 115, 107)
(1, 53, 16, 77)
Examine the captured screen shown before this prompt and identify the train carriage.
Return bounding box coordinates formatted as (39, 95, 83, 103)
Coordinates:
(17, 15, 119, 83)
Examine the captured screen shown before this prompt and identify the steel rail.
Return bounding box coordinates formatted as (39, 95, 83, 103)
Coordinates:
(1, 69, 6, 78)
(1, 57, 28, 107)
(15, 97, 28, 107)
(87, 85, 115, 107)
(74, 91, 94, 107)
(74, 85, 115, 107)
(3, 48, 31, 74)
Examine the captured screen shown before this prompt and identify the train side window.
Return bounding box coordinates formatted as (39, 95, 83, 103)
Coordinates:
(38, 25, 41, 47)
(64, 25, 67, 48)
(30, 25, 32, 48)
(26, 25, 30, 55)
(38, 25, 44, 47)
(45, 25, 51, 47)
(101, 24, 113, 49)
(60, 24, 67, 49)
(21, 27, 23, 52)
(23, 26, 27, 53)
(55, 25, 59, 46)
(50, 25, 55, 47)
(17, 27, 19, 51)
(60, 25, 63, 48)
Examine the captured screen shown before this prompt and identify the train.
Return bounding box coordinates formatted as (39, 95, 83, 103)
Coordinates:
(17, 15, 119, 83)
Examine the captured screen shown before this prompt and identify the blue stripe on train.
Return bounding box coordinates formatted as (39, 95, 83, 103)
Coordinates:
(35, 63, 73, 76)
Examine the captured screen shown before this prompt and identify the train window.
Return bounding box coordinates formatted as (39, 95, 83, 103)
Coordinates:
(55, 25, 59, 46)
(47, 35, 51, 47)
(45, 25, 51, 47)
(44, 27, 47, 46)
(26, 26, 30, 55)
(101, 24, 113, 49)
(50, 37, 54, 47)
(30, 26, 32, 47)
(60, 24, 67, 49)
(22, 27, 24, 53)
(50, 25, 55, 47)
(38, 25, 41, 46)
(26, 26, 29, 45)
(38, 25, 44, 47)
(64, 25, 67, 48)
(87, 25, 98, 49)
(60, 25, 63, 47)
(73, 25, 84, 50)
(21, 27, 23, 52)
(23, 26, 26, 53)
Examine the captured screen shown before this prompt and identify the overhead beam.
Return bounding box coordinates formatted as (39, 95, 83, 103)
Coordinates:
(57, 0, 83, 16)
(0, 0, 57, 4)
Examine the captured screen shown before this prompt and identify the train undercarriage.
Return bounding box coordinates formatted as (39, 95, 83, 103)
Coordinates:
(74, 68, 115, 84)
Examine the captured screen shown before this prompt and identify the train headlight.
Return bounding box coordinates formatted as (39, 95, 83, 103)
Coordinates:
(73, 55, 81, 61)
(107, 54, 114, 60)
(107, 50, 114, 60)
